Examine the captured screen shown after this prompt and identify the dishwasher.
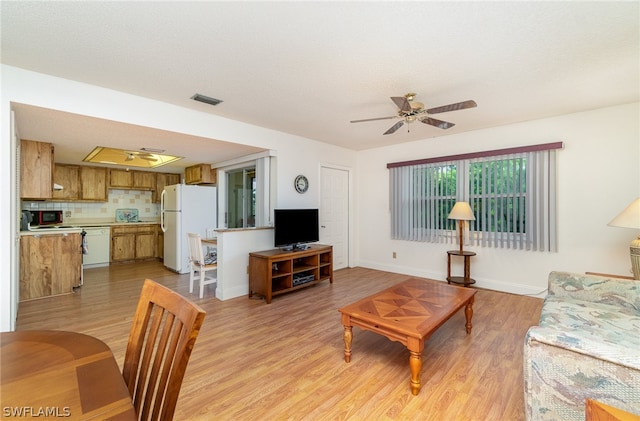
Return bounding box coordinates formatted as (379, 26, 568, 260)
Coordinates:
(82, 227, 111, 268)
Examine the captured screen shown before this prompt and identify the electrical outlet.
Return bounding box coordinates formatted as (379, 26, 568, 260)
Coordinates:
(393, 251, 397, 259)
(65, 211, 72, 217)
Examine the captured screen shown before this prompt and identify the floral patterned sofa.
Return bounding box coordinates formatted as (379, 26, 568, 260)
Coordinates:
(524, 271, 640, 420)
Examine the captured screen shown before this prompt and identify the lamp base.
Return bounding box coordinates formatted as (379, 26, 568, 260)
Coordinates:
(630, 236, 640, 280)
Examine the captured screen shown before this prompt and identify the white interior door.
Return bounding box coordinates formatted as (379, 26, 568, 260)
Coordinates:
(319, 166, 349, 270)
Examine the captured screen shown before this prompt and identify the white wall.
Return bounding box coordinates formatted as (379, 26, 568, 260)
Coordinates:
(1, 65, 356, 331)
(215, 228, 274, 300)
(356, 102, 640, 295)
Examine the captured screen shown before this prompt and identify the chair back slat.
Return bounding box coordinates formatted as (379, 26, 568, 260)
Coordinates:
(141, 311, 176, 420)
(187, 233, 206, 265)
(123, 279, 206, 420)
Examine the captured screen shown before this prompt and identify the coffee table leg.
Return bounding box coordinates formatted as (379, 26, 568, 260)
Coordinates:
(464, 295, 475, 334)
(343, 325, 352, 363)
(409, 351, 422, 395)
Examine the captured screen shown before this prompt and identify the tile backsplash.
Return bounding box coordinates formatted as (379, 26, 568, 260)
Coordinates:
(23, 189, 160, 223)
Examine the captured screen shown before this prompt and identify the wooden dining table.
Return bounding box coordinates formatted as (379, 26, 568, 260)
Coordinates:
(0, 330, 136, 420)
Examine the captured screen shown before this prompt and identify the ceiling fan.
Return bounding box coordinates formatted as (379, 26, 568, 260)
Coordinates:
(350, 93, 477, 135)
(124, 150, 158, 162)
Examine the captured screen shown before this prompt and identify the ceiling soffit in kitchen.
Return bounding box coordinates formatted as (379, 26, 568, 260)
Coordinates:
(11, 103, 267, 174)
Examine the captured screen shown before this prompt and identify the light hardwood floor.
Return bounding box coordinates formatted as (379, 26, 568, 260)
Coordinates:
(15, 261, 543, 420)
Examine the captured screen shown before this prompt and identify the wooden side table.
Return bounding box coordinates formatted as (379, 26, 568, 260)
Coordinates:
(447, 250, 476, 287)
(585, 399, 640, 421)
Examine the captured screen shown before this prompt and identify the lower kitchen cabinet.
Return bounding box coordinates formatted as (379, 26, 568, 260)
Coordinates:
(157, 229, 164, 260)
(20, 233, 82, 301)
(110, 224, 158, 263)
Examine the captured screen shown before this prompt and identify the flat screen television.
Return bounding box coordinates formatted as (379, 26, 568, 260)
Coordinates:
(274, 208, 319, 250)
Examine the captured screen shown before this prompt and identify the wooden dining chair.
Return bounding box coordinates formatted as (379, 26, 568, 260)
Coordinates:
(123, 279, 206, 421)
(187, 232, 217, 298)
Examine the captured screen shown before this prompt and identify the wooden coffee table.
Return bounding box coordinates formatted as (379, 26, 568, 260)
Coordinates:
(338, 278, 476, 395)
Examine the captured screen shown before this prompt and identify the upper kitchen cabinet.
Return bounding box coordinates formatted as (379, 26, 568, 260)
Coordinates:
(52, 165, 107, 202)
(108, 169, 133, 189)
(185, 164, 217, 185)
(108, 169, 155, 190)
(153, 172, 181, 203)
(80, 167, 108, 201)
(52, 164, 80, 200)
(133, 171, 156, 190)
(20, 139, 54, 200)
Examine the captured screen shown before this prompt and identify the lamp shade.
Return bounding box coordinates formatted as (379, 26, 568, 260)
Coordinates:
(448, 202, 476, 221)
(608, 198, 640, 229)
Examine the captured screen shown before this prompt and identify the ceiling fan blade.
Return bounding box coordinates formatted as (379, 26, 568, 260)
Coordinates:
(384, 120, 405, 135)
(420, 117, 455, 129)
(390, 96, 411, 113)
(426, 100, 477, 114)
(350, 115, 398, 123)
(140, 156, 158, 161)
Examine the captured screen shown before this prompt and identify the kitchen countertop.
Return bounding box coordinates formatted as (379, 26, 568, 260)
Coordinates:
(21, 227, 84, 236)
(20, 220, 161, 236)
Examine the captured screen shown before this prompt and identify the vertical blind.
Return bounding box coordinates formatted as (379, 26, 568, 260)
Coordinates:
(388, 142, 561, 252)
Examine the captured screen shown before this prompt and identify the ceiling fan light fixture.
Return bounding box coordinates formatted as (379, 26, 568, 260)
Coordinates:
(409, 101, 424, 111)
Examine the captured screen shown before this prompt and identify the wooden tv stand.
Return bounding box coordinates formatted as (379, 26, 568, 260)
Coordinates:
(249, 244, 333, 303)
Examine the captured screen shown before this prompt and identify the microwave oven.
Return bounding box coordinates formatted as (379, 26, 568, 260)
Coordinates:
(30, 210, 63, 226)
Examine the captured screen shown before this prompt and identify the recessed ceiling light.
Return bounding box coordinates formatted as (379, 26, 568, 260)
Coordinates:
(191, 93, 223, 106)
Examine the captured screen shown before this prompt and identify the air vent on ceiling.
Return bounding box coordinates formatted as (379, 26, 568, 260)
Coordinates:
(191, 93, 223, 106)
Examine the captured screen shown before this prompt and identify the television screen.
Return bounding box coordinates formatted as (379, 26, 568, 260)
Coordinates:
(274, 209, 319, 249)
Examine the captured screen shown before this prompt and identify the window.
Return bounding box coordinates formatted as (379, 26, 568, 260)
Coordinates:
(216, 151, 275, 229)
(226, 167, 256, 228)
(388, 142, 562, 252)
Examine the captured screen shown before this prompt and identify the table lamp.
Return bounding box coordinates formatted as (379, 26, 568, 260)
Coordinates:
(607, 197, 640, 279)
(448, 201, 476, 253)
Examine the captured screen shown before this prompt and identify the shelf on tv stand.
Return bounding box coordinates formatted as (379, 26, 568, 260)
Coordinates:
(279, 243, 312, 251)
(248, 244, 333, 304)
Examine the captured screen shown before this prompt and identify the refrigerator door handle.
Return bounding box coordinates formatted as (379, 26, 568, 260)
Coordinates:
(160, 189, 167, 233)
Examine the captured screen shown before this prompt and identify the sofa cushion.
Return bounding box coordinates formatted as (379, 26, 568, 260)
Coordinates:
(548, 271, 640, 311)
(539, 296, 640, 370)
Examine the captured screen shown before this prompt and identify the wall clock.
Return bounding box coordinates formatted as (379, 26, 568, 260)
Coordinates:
(294, 174, 309, 193)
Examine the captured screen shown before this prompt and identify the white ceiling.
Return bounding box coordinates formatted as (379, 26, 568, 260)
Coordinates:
(2, 1, 638, 171)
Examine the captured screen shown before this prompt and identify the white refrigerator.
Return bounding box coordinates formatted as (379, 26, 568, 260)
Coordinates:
(161, 184, 217, 274)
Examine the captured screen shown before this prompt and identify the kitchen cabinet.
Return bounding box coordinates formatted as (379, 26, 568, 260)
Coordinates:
(111, 224, 158, 262)
(109, 169, 133, 189)
(185, 164, 217, 185)
(80, 166, 108, 201)
(133, 171, 156, 190)
(153, 172, 181, 203)
(20, 232, 82, 301)
(52, 165, 107, 201)
(20, 139, 54, 200)
(157, 227, 164, 260)
(52, 164, 80, 200)
(108, 169, 156, 190)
